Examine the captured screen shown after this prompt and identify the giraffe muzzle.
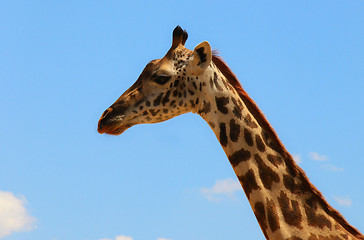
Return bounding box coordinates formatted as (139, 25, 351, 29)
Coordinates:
(98, 108, 112, 133)
(98, 105, 128, 135)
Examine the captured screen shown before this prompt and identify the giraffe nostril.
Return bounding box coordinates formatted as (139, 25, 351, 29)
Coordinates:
(98, 108, 113, 133)
(101, 108, 113, 119)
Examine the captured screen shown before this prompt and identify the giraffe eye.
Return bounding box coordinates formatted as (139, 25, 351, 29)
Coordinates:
(153, 74, 171, 85)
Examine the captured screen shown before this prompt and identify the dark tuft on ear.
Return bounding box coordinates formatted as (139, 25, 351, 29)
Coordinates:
(182, 30, 188, 45)
(173, 26, 184, 39)
(172, 26, 188, 48)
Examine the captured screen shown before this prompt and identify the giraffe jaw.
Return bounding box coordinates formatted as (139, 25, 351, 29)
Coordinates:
(99, 124, 130, 135)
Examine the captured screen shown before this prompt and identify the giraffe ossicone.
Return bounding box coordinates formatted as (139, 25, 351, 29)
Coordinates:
(98, 26, 363, 240)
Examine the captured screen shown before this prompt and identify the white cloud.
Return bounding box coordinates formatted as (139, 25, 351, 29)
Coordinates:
(292, 154, 302, 164)
(334, 197, 352, 206)
(115, 236, 133, 240)
(201, 178, 242, 202)
(99, 236, 133, 240)
(0, 191, 36, 238)
(306, 152, 344, 172)
(322, 164, 344, 172)
(309, 152, 328, 161)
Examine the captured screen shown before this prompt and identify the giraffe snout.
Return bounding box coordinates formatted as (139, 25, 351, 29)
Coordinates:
(98, 104, 129, 135)
(98, 108, 113, 134)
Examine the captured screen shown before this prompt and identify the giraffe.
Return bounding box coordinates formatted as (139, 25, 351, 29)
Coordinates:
(97, 26, 363, 240)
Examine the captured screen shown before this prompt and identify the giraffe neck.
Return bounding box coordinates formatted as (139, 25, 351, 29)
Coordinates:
(196, 63, 363, 240)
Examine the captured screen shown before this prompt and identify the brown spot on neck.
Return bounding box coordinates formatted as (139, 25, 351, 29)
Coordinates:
(215, 96, 229, 114)
(267, 154, 282, 168)
(267, 198, 280, 233)
(255, 134, 266, 152)
(304, 202, 332, 230)
(219, 123, 228, 147)
(228, 148, 251, 167)
(198, 100, 211, 115)
(238, 169, 260, 200)
(213, 72, 223, 91)
(229, 119, 241, 142)
(254, 154, 280, 190)
(278, 191, 303, 229)
(243, 128, 254, 146)
(254, 201, 269, 239)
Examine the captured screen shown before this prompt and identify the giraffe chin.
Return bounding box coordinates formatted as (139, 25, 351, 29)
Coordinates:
(98, 123, 132, 135)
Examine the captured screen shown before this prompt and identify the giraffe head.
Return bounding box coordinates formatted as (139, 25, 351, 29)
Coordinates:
(98, 26, 212, 135)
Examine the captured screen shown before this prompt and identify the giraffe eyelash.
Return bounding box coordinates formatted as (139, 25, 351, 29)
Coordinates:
(152, 74, 172, 85)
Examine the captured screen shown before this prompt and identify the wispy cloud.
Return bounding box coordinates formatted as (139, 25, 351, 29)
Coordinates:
(292, 154, 302, 164)
(115, 236, 133, 240)
(322, 164, 344, 172)
(201, 178, 242, 202)
(309, 152, 328, 161)
(0, 191, 36, 238)
(100, 236, 133, 240)
(306, 152, 344, 172)
(334, 197, 352, 206)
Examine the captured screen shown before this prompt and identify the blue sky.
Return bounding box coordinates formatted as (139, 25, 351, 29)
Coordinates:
(0, 1, 363, 239)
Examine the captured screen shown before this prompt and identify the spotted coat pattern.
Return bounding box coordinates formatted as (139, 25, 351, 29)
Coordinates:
(202, 63, 361, 240)
(98, 26, 363, 240)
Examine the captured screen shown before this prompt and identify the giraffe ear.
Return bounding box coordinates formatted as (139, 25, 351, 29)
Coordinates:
(190, 41, 212, 75)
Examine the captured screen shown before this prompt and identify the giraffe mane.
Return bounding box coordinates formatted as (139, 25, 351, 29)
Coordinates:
(211, 53, 364, 239)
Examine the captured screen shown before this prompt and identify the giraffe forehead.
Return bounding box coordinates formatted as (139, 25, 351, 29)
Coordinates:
(157, 58, 175, 72)
(141, 59, 173, 77)
(150, 53, 185, 73)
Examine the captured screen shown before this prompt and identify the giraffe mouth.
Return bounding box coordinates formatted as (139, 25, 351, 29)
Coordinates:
(98, 111, 122, 134)
(98, 121, 134, 135)
(98, 123, 129, 135)
(98, 113, 136, 135)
